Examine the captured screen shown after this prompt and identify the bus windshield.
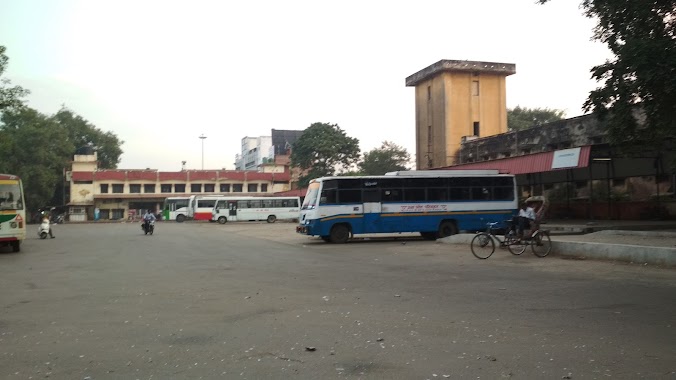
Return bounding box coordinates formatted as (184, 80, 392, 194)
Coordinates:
(0, 183, 23, 210)
(301, 182, 320, 210)
(164, 198, 190, 211)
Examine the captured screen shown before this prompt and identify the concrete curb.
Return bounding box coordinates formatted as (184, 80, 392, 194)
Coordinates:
(439, 233, 676, 267)
(551, 240, 676, 266)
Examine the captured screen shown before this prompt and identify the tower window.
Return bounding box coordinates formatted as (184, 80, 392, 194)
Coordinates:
(427, 86, 431, 100)
(472, 81, 479, 96)
(473, 122, 480, 137)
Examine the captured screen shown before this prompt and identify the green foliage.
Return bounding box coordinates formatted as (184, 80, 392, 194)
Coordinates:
(0, 46, 30, 111)
(507, 106, 565, 131)
(359, 141, 411, 175)
(52, 108, 124, 169)
(545, 183, 577, 202)
(290, 122, 360, 188)
(591, 181, 629, 202)
(539, 0, 676, 156)
(0, 108, 74, 212)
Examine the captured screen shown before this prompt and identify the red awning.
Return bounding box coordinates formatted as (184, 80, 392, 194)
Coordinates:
(443, 146, 591, 175)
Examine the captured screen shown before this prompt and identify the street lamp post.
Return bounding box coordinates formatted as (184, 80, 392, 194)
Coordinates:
(199, 134, 207, 170)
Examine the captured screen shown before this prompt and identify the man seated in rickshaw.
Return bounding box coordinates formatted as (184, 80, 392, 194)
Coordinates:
(520, 196, 548, 240)
(517, 201, 536, 240)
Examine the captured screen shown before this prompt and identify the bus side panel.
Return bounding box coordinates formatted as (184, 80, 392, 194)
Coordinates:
(305, 205, 364, 236)
(194, 212, 213, 221)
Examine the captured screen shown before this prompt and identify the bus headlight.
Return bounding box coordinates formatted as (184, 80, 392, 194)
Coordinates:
(10, 222, 17, 228)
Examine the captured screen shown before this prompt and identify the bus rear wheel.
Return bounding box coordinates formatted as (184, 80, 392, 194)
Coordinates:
(437, 221, 457, 239)
(329, 224, 350, 244)
(176, 214, 186, 223)
(218, 216, 227, 224)
(267, 215, 277, 223)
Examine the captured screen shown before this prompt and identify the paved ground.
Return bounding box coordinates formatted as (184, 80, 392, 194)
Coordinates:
(1, 222, 675, 379)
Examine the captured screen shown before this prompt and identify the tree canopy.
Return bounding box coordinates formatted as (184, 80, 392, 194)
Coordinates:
(0, 46, 29, 111)
(539, 0, 676, 154)
(507, 106, 565, 131)
(0, 46, 124, 212)
(358, 141, 411, 175)
(0, 108, 74, 210)
(290, 122, 360, 188)
(53, 108, 124, 169)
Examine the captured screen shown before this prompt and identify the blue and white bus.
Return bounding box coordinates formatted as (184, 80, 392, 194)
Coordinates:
(296, 170, 517, 243)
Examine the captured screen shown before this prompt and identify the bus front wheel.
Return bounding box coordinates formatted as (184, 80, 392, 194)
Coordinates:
(437, 221, 458, 239)
(329, 224, 350, 244)
(218, 216, 227, 224)
(176, 214, 186, 223)
(267, 215, 277, 223)
(12, 241, 20, 252)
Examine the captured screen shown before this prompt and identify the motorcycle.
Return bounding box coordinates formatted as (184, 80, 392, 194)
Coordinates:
(52, 213, 66, 224)
(38, 218, 52, 239)
(142, 220, 155, 235)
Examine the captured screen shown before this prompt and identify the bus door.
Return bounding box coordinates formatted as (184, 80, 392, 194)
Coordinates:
(362, 189, 382, 233)
(228, 201, 238, 221)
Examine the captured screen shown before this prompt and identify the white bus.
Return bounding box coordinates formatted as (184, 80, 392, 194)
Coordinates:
(0, 174, 26, 252)
(162, 197, 192, 222)
(296, 170, 518, 243)
(190, 195, 229, 221)
(211, 196, 300, 224)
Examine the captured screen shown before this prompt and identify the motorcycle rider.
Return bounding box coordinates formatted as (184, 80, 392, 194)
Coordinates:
(41, 213, 55, 238)
(142, 208, 156, 233)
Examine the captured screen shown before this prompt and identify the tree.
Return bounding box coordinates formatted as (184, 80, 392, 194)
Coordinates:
(538, 0, 676, 154)
(51, 108, 124, 169)
(359, 141, 411, 175)
(0, 46, 30, 111)
(0, 108, 74, 212)
(507, 106, 565, 131)
(290, 122, 360, 188)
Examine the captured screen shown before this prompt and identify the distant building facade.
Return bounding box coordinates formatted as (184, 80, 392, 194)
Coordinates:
(233, 129, 305, 171)
(234, 136, 273, 171)
(446, 110, 675, 220)
(406, 60, 516, 169)
(68, 152, 291, 221)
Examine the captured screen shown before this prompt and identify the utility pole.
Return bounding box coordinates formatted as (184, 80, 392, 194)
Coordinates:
(199, 134, 207, 170)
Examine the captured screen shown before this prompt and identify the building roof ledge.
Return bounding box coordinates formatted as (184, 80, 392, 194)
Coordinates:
(406, 59, 516, 86)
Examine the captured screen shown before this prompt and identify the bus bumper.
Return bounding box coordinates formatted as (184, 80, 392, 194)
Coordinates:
(296, 225, 310, 234)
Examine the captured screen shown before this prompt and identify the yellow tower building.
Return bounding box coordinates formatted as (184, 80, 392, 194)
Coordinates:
(406, 60, 516, 169)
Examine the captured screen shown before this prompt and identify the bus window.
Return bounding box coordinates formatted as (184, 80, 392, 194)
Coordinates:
(338, 189, 362, 204)
(363, 189, 380, 202)
(428, 188, 448, 201)
(494, 186, 514, 200)
(197, 200, 216, 208)
(237, 200, 248, 209)
(381, 188, 402, 202)
(449, 187, 470, 201)
(404, 188, 426, 202)
(320, 189, 337, 205)
(472, 187, 491, 200)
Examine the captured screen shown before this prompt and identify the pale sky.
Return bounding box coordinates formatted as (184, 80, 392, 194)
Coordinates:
(0, 0, 610, 171)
